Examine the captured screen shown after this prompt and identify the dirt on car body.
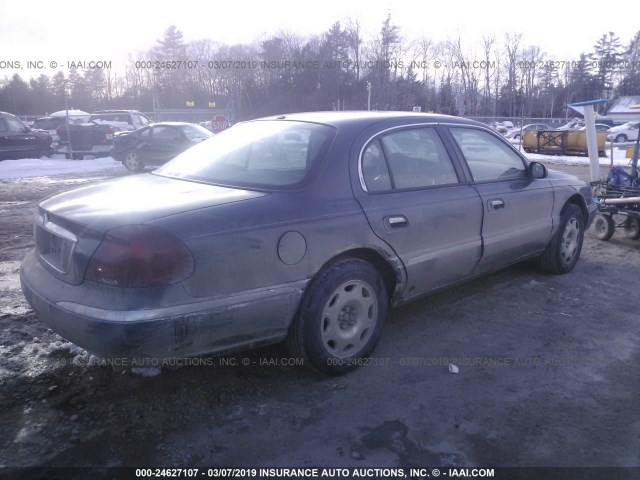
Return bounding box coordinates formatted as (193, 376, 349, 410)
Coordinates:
(0, 164, 639, 471)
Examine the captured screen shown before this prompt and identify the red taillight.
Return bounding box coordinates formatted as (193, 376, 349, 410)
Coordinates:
(85, 225, 194, 288)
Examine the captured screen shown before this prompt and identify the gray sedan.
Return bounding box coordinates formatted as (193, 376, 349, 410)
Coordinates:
(20, 112, 596, 375)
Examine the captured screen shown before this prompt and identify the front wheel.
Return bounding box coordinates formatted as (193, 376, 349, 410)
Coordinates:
(540, 204, 585, 274)
(286, 258, 388, 375)
(615, 134, 628, 143)
(123, 151, 144, 172)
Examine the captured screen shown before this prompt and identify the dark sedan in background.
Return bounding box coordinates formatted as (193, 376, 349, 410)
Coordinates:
(0, 111, 53, 160)
(20, 112, 596, 375)
(111, 122, 213, 171)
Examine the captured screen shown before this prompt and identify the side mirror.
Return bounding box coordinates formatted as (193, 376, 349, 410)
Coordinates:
(529, 161, 547, 179)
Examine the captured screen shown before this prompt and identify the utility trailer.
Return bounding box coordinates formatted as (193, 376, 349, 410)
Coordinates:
(523, 129, 607, 157)
(591, 154, 640, 241)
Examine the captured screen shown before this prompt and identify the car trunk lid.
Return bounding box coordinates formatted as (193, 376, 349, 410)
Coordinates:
(36, 174, 267, 285)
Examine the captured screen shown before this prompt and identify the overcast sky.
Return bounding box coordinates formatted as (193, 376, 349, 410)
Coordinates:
(1, 0, 638, 79)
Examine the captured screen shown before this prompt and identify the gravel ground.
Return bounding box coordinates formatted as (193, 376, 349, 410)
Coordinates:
(0, 163, 638, 475)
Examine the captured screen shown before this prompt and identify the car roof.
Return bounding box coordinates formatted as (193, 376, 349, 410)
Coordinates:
(253, 111, 483, 129)
(92, 110, 142, 114)
(149, 122, 196, 127)
(34, 116, 72, 121)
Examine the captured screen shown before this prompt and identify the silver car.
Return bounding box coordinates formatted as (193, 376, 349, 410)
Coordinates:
(20, 112, 596, 375)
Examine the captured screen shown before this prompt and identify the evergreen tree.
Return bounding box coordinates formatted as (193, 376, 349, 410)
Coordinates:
(617, 31, 640, 96)
(589, 32, 622, 100)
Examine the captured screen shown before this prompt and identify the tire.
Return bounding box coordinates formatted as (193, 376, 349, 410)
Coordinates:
(123, 151, 144, 172)
(540, 204, 585, 274)
(594, 214, 615, 241)
(286, 258, 388, 375)
(514, 134, 521, 140)
(623, 217, 640, 240)
(615, 134, 628, 143)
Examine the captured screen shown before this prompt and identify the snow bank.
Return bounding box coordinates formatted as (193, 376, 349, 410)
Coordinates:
(0, 155, 122, 180)
(524, 148, 634, 167)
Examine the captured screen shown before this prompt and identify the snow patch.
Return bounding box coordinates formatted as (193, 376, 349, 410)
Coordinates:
(0, 155, 122, 180)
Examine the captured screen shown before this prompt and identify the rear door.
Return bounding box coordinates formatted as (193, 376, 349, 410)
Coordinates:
(353, 125, 483, 298)
(445, 126, 553, 274)
(147, 125, 186, 163)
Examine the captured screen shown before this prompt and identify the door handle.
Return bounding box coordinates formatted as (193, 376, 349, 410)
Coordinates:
(489, 199, 505, 210)
(387, 215, 408, 227)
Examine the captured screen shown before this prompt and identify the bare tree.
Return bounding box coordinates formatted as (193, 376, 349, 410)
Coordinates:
(480, 36, 495, 116)
(503, 32, 522, 117)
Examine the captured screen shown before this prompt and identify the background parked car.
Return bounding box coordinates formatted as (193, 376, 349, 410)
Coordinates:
(607, 121, 640, 143)
(490, 120, 514, 134)
(56, 122, 115, 159)
(90, 110, 152, 132)
(32, 110, 90, 153)
(578, 123, 611, 132)
(0, 111, 52, 160)
(505, 123, 550, 140)
(111, 122, 213, 171)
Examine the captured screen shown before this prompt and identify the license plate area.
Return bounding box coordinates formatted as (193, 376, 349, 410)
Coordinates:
(35, 216, 77, 274)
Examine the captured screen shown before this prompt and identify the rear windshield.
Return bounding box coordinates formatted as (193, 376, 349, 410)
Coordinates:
(155, 120, 336, 190)
(179, 124, 213, 141)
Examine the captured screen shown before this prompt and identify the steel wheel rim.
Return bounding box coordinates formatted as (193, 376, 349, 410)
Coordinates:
(124, 152, 140, 170)
(560, 218, 580, 264)
(320, 279, 377, 359)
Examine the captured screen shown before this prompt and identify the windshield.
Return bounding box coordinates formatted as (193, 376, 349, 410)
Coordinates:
(155, 120, 336, 189)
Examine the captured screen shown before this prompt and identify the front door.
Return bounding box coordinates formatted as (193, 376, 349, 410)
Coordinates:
(446, 126, 553, 274)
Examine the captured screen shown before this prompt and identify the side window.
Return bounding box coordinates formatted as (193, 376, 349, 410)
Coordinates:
(5, 115, 27, 133)
(0, 118, 8, 132)
(152, 126, 179, 141)
(361, 127, 459, 192)
(361, 140, 391, 192)
(450, 128, 526, 182)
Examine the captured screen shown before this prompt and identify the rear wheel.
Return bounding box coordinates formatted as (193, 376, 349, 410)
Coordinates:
(123, 151, 144, 172)
(286, 258, 388, 375)
(623, 217, 640, 239)
(540, 204, 585, 274)
(594, 214, 615, 241)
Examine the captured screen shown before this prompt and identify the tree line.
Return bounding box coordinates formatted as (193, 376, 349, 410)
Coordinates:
(1, 15, 639, 122)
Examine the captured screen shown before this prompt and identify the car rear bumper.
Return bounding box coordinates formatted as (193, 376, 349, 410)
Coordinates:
(20, 250, 305, 361)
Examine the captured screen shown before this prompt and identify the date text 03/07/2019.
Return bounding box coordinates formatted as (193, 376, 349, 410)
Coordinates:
(134, 467, 497, 478)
